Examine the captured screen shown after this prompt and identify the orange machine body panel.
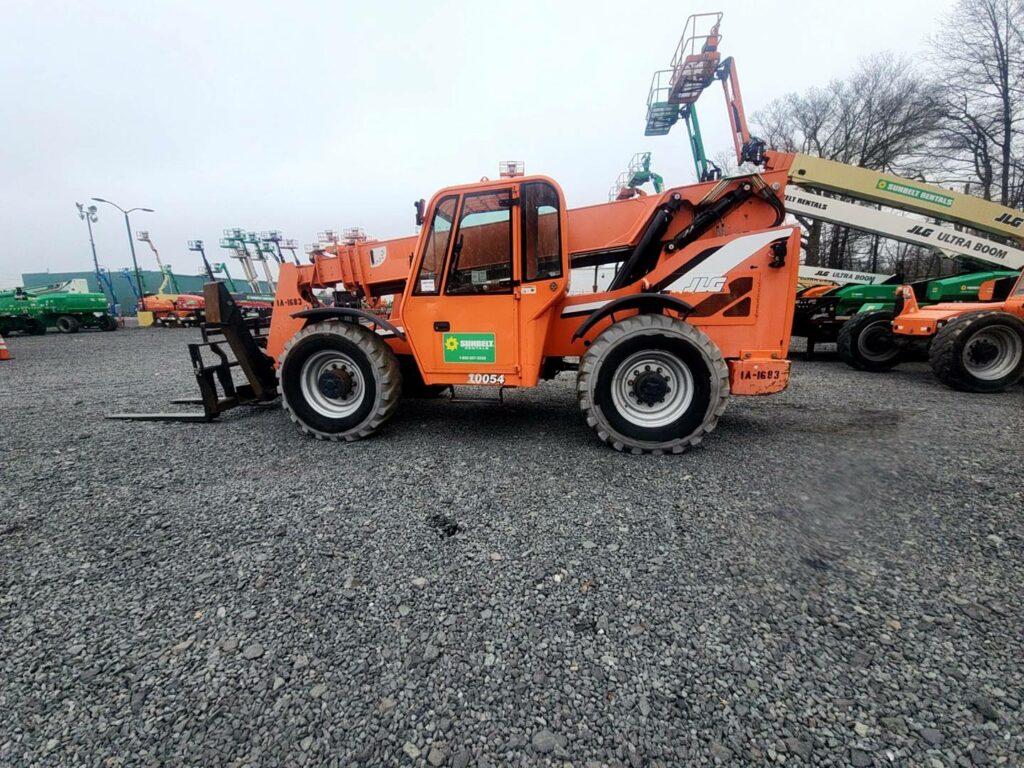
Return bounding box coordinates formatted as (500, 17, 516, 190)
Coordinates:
(267, 170, 800, 396)
(892, 272, 1024, 337)
(140, 293, 208, 322)
(797, 284, 837, 299)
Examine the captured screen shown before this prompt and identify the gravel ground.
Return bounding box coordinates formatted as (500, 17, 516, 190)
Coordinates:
(1, 328, 1021, 768)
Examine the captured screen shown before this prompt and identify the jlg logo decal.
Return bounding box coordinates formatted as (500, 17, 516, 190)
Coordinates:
(679, 276, 727, 293)
(996, 212, 1023, 228)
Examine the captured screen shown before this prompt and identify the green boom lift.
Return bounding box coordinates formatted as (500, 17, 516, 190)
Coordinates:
(0, 283, 117, 334)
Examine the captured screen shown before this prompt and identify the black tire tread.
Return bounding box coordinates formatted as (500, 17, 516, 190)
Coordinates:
(929, 310, 1024, 393)
(278, 321, 402, 441)
(56, 315, 81, 334)
(837, 311, 901, 371)
(576, 314, 729, 455)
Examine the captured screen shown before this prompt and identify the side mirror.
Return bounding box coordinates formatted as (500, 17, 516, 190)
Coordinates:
(414, 199, 425, 227)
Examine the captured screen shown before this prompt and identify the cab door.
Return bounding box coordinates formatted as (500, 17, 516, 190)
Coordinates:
(402, 186, 523, 384)
(516, 180, 569, 385)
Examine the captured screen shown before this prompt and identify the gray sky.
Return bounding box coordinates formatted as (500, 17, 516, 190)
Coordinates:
(0, 0, 954, 287)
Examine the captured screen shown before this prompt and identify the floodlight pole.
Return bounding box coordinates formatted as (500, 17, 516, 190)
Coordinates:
(76, 202, 119, 311)
(92, 198, 153, 304)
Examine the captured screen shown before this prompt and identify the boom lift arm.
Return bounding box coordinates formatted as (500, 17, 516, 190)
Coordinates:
(119, 268, 143, 301)
(784, 185, 1024, 270)
(220, 229, 263, 294)
(136, 231, 180, 294)
(245, 231, 277, 294)
(189, 240, 216, 281)
(610, 152, 665, 200)
(209, 262, 239, 292)
(647, 13, 1024, 273)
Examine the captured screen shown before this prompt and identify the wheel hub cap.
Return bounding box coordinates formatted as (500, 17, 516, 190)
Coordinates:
(300, 350, 366, 419)
(630, 369, 670, 406)
(858, 321, 895, 361)
(318, 368, 354, 399)
(967, 339, 998, 367)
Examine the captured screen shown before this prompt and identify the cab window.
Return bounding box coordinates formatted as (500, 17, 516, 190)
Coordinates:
(445, 191, 513, 295)
(414, 195, 457, 295)
(521, 182, 562, 281)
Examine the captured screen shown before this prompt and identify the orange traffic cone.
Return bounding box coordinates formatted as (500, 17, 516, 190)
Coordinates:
(0, 332, 10, 361)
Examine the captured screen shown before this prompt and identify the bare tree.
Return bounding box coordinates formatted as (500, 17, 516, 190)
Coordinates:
(754, 54, 943, 269)
(757, 54, 941, 171)
(926, 0, 1024, 207)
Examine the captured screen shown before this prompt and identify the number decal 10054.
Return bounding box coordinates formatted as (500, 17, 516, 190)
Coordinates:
(467, 373, 505, 385)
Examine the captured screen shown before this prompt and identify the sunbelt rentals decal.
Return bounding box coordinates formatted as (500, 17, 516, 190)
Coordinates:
(443, 332, 496, 363)
(876, 179, 954, 208)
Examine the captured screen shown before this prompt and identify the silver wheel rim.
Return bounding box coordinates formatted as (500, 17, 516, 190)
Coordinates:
(962, 325, 1023, 380)
(610, 349, 694, 428)
(856, 319, 897, 362)
(299, 350, 366, 419)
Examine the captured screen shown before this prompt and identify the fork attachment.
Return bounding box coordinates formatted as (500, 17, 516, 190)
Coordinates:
(107, 282, 280, 423)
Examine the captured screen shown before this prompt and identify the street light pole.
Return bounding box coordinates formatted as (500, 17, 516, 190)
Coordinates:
(123, 211, 143, 299)
(92, 198, 153, 307)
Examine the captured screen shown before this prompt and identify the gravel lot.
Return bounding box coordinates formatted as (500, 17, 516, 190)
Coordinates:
(1, 328, 1021, 768)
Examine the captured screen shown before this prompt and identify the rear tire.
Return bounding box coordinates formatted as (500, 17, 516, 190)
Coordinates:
(25, 318, 46, 335)
(837, 311, 901, 371)
(577, 314, 729, 454)
(55, 315, 80, 334)
(98, 315, 118, 331)
(929, 311, 1024, 393)
(278, 321, 402, 441)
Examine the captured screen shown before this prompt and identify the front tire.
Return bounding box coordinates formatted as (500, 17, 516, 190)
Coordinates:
(577, 314, 729, 454)
(25, 318, 46, 335)
(278, 321, 402, 441)
(55, 315, 80, 334)
(929, 311, 1024, 393)
(837, 311, 902, 371)
(98, 315, 118, 331)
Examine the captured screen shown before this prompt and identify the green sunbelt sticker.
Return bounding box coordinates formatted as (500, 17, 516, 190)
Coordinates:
(876, 179, 954, 208)
(443, 332, 496, 363)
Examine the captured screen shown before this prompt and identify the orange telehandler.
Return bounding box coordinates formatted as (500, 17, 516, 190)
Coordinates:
(112, 167, 801, 453)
